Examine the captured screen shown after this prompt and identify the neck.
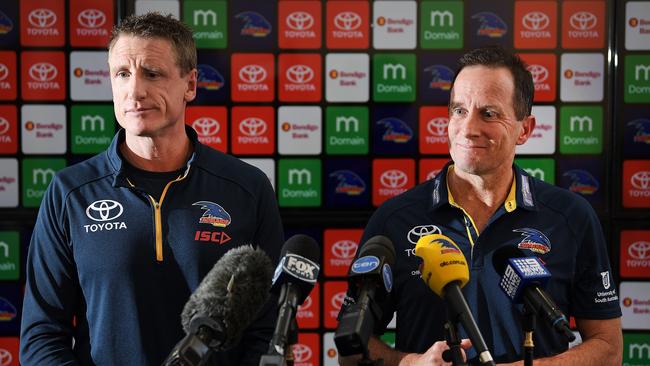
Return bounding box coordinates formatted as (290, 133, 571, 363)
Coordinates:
(120, 129, 192, 172)
(448, 165, 513, 210)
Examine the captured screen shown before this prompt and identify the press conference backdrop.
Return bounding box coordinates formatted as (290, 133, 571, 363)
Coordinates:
(0, 0, 648, 365)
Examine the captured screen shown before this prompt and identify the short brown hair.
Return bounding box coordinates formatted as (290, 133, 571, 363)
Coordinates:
(451, 46, 534, 121)
(108, 13, 196, 76)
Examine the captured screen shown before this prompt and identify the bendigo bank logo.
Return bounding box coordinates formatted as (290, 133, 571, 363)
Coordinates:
(235, 11, 272, 37)
(197, 65, 224, 91)
(563, 169, 599, 195)
(472, 12, 507, 38)
(378, 117, 413, 143)
(84, 199, 127, 233)
(514, 228, 551, 254)
(424, 65, 453, 91)
(329, 170, 366, 195)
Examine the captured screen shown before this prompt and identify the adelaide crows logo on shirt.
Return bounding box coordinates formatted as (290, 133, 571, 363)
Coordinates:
(193, 201, 232, 227)
(514, 228, 551, 254)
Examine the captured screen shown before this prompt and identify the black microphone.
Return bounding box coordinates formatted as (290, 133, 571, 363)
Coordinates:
(263, 234, 320, 361)
(334, 235, 395, 357)
(163, 246, 273, 366)
(492, 246, 575, 342)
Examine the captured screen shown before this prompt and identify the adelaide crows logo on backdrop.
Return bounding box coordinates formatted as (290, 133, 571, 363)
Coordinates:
(378, 117, 413, 143)
(472, 12, 507, 38)
(235, 11, 272, 37)
(514, 228, 551, 254)
(423, 65, 454, 91)
(563, 169, 599, 195)
(197, 64, 224, 91)
(329, 170, 366, 196)
(193, 201, 231, 227)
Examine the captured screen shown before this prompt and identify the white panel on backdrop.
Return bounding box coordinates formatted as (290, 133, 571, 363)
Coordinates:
(560, 53, 604, 102)
(70, 51, 112, 101)
(626, 2, 650, 50)
(0, 159, 18, 207)
(135, 0, 180, 18)
(516, 106, 556, 155)
(240, 158, 275, 191)
(326, 53, 369, 102)
(278, 106, 322, 155)
(373, 1, 417, 49)
(21, 105, 66, 154)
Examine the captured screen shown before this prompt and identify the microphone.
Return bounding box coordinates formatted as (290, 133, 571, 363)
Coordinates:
(492, 246, 575, 342)
(163, 245, 273, 366)
(415, 234, 495, 366)
(265, 234, 320, 359)
(334, 235, 396, 357)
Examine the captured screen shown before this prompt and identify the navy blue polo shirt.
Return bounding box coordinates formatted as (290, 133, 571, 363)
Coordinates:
(360, 162, 621, 364)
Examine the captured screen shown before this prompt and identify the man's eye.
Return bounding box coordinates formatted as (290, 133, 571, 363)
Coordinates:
(116, 71, 129, 78)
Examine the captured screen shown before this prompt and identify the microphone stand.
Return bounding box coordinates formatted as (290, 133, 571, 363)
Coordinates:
(521, 305, 536, 366)
(442, 320, 467, 366)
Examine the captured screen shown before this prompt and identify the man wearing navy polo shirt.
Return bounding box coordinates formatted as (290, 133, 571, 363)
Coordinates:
(340, 46, 622, 365)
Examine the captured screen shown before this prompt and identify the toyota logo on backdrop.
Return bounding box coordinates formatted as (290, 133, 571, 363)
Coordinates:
(0, 118, 10, 135)
(0, 349, 12, 366)
(239, 117, 267, 136)
(286, 11, 314, 30)
(334, 12, 361, 30)
(380, 170, 408, 188)
(569, 11, 597, 30)
(332, 240, 358, 259)
(286, 65, 314, 84)
(239, 65, 267, 84)
(629, 241, 650, 260)
(522, 11, 549, 31)
(86, 200, 124, 222)
(28, 8, 57, 28)
(78, 9, 106, 28)
(292, 344, 312, 363)
(0, 63, 8, 81)
(528, 65, 549, 83)
(331, 292, 346, 310)
(29, 63, 57, 82)
(192, 118, 220, 137)
(631, 171, 650, 190)
(426, 118, 449, 136)
(407, 225, 441, 245)
(298, 295, 312, 310)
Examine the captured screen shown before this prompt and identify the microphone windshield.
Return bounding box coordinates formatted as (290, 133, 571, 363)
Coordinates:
(357, 235, 396, 267)
(181, 245, 273, 350)
(280, 234, 321, 264)
(414, 234, 469, 297)
(492, 246, 527, 276)
(271, 234, 321, 303)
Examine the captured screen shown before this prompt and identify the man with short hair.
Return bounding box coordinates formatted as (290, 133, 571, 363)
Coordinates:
(20, 13, 283, 365)
(340, 46, 622, 365)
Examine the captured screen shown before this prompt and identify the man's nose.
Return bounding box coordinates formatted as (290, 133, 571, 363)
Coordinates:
(458, 111, 481, 137)
(127, 74, 146, 100)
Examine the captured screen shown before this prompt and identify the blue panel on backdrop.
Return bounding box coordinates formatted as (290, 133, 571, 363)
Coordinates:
(419, 53, 462, 105)
(557, 158, 605, 211)
(324, 159, 370, 208)
(623, 107, 650, 158)
(230, 1, 276, 50)
(192, 51, 229, 104)
(0, 2, 18, 48)
(466, 1, 512, 49)
(372, 105, 417, 156)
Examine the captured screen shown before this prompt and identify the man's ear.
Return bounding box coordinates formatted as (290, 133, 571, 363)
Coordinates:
(184, 68, 198, 102)
(516, 115, 536, 145)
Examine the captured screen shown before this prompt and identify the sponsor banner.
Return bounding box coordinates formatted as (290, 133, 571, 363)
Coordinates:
(515, 158, 556, 184)
(135, 0, 180, 18)
(325, 106, 369, 155)
(323, 332, 338, 366)
(323, 229, 362, 277)
(21, 104, 66, 154)
(372, 106, 417, 156)
(278, 159, 321, 207)
(194, 51, 229, 104)
(297, 283, 319, 329)
(0, 51, 16, 100)
(625, 55, 650, 104)
(21, 158, 66, 207)
(278, 106, 321, 155)
(20, 0, 65, 46)
(466, 1, 512, 48)
(324, 159, 370, 208)
(0, 336, 19, 366)
(70, 105, 115, 155)
(0, 105, 17, 154)
(373, 1, 417, 50)
(623, 160, 650, 208)
(559, 106, 603, 155)
(0, 159, 18, 208)
(0, 3, 19, 48)
(70, 51, 111, 101)
(186, 107, 227, 153)
(373, 54, 416, 102)
(69, 0, 113, 47)
(516, 106, 555, 155)
(325, 53, 369, 103)
(514, 1, 557, 49)
(621, 281, 650, 330)
(240, 158, 275, 190)
(561, 1, 605, 49)
(0, 231, 19, 280)
(623, 332, 650, 365)
(623, 107, 650, 157)
(326, 1, 369, 49)
(21, 51, 66, 101)
(279, 53, 322, 102)
(626, 2, 650, 50)
(557, 158, 604, 210)
(419, 52, 459, 104)
(419, 158, 448, 184)
(620, 230, 650, 279)
(419, 106, 450, 155)
(0, 284, 20, 335)
(230, 2, 274, 50)
(183, 1, 227, 49)
(372, 158, 415, 207)
(323, 281, 347, 329)
(231, 106, 274, 155)
(278, 1, 321, 49)
(294, 333, 320, 366)
(518, 53, 557, 102)
(231, 53, 274, 102)
(560, 53, 604, 102)
(420, 1, 463, 49)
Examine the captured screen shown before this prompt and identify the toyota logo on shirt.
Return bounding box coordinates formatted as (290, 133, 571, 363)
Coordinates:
(86, 200, 124, 221)
(29, 62, 58, 82)
(334, 12, 361, 31)
(286, 11, 314, 30)
(239, 65, 267, 84)
(78, 9, 106, 28)
(292, 343, 312, 363)
(407, 224, 441, 245)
